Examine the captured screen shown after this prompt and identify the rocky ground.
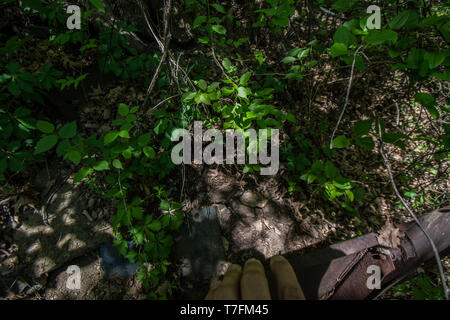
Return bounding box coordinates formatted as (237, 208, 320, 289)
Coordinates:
(1, 158, 448, 300)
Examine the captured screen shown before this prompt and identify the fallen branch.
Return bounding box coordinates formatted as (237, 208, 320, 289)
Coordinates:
(142, 0, 172, 108)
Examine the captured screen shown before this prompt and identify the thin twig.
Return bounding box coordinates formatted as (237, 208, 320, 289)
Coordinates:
(150, 93, 181, 112)
(329, 45, 363, 149)
(143, 48, 169, 107)
(377, 120, 449, 300)
(142, 0, 172, 108)
(211, 47, 232, 81)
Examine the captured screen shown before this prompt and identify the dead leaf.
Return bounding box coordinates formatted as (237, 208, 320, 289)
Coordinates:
(377, 220, 405, 249)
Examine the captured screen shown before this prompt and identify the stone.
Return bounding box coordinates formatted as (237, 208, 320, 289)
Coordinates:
(230, 199, 255, 222)
(240, 190, 267, 208)
(215, 204, 232, 229)
(82, 209, 93, 222)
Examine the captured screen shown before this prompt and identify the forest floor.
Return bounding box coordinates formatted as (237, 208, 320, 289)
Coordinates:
(0, 1, 449, 300)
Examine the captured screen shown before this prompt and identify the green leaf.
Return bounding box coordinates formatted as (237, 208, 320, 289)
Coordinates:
(122, 148, 132, 159)
(35, 134, 58, 154)
(330, 43, 348, 57)
(197, 79, 207, 91)
(129, 106, 139, 113)
(131, 206, 143, 219)
(7, 61, 20, 73)
(66, 150, 81, 165)
(389, 11, 414, 30)
(415, 92, 439, 119)
(36, 120, 54, 133)
(56, 139, 71, 156)
(104, 131, 119, 145)
(118, 130, 130, 138)
(133, 233, 144, 245)
(382, 133, 409, 149)
(287, 48, 302, 57)
(352, 119, 373, 136)
(8, 80, 19, 96)
(192, 15, 207, 29)
(211, 3, 225, 14)
(212, 24, 226, 35)
(355, 136, 375, 150)
(182, 91, 196, 102)
(126, 114, 137, 123)
(93, 160, 109, 171)
(149, 220, 162, 232)
(14, 107, 31, 118)
(407, 48, 425, 69)
(138, 133, 151, 147)
(143, 146, 156, 159)
(365, 29, 398, 45)
(112, 159, 123, 169)
(345, 190, 354, 202)
(325, 161, 339, 178)
(118, 104, 129, 116)
(424, 51, 447, 69)
(237, 87, 248, 99)
(332, 177, 352, 190)
(332, 135, 350, 148)
(196, 93, 211, 104)
(198, 37, 209, 44)
(89, 0, 105, 13)
(298, 49, 309, 61)
(282, 56, 297, 64)
(222, 58, 232, 72)
(73, 167, 92, 183)
(59, 121, 77, 139)
(333, 26, 356, 47)
(240, 72, 251, 86)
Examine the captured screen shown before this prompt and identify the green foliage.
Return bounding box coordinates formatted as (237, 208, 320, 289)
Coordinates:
(254, 0, 296, 33)
(188, 0, 236, 47)
(282, 45, 318, 82)
(60, 104, 182, 292)
(282, 134, 362, 213)
(393, 274, 445, 300)
(3, 0, 448, 300)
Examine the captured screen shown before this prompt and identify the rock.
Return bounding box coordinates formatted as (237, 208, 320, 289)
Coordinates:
(240, 190, 267, 208)
(204, 169, 236, 203)
(230, 199, 255, 223)
(215, 204, 232, 229)
(82, 209, 93, 222)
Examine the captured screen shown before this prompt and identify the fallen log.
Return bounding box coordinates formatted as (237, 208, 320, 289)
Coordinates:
(283, 205, 450, 299)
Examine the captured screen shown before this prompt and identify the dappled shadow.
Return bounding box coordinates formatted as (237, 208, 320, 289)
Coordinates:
(4, 162, 113, 295)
